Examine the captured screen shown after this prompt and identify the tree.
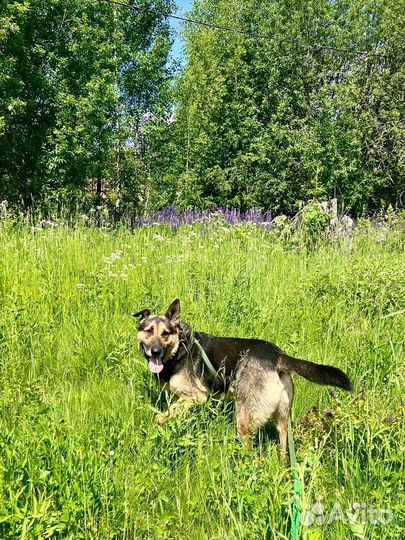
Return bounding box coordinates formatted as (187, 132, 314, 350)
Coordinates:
(0, 0, 174, 212)
(173, 0, 405, 215)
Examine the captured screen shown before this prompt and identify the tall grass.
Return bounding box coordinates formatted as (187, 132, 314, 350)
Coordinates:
(0, 220, 404, 539)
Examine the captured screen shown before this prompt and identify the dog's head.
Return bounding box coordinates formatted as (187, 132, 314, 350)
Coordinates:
(134, 299, 181, 375)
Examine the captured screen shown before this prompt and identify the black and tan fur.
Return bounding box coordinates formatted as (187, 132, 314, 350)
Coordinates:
(134, 299, 352, 453)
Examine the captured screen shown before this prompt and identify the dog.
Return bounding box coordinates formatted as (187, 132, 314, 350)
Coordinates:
(134, 299, 352, 452)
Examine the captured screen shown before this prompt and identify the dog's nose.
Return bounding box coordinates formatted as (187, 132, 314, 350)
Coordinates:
(151, 346, 163, 357)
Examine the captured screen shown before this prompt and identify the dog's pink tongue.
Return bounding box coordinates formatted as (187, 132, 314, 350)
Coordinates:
(149, 357, 164, 374)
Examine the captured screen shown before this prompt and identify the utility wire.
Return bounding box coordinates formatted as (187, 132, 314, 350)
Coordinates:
(99, 0, 388, 60)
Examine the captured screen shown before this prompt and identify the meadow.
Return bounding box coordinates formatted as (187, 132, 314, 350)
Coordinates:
(0, 216, 404, 539)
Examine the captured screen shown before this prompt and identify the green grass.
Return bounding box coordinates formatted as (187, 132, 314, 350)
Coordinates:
(0, 220, 404, 539)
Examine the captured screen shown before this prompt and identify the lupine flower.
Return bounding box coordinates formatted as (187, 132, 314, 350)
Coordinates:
(131, 207, 274, 229)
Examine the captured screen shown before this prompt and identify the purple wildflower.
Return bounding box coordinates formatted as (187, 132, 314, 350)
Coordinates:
(386, 416, 395, 423)
(329, 390, 338, 398)
(132, 207, 275, 229)
(323, 411, 333, 418)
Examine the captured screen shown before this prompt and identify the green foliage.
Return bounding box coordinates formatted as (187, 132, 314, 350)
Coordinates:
(173, 0, 405, 215)
(1, 0, 405, 216)
(0, 220, 404, 539)
(0, 0, 174, 212)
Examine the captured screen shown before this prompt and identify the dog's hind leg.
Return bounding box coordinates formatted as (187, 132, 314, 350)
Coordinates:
(235, 404, 256, 450)
(235, 366, 294, 453)
(236, 369, 281, 449)
(274, 372, 294, 455)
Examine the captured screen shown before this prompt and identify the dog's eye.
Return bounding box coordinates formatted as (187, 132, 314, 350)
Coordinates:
(145, 328, 153, 335)
(161, 330, 170, 337)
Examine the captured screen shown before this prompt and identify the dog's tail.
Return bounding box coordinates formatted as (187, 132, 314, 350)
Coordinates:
(276, 354, 353, 391)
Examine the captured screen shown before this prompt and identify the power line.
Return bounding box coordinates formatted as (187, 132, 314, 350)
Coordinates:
(98, 0, 388, 60)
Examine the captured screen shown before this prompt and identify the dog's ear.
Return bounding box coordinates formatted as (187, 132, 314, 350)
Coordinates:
(165, 299, 180, 327)
(133, 308, 151, 321)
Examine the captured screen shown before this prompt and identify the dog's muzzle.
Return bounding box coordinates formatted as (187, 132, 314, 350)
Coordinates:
(142, 344, 165, 374)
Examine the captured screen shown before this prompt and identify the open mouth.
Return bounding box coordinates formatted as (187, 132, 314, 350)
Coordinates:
(148, 356, 164, 374)
(142, 345, 165, 374)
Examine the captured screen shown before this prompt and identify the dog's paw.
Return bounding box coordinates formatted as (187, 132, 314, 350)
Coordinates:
(154, 412, 169, 426)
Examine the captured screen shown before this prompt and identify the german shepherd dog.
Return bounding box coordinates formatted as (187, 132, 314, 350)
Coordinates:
(134, 299, 352, 452)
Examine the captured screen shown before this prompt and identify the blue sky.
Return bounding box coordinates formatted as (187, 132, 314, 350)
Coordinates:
(170, 0, 194, 61)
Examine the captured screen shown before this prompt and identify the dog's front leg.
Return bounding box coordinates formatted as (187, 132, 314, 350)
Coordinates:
(155, 373, 209, 425)
(155, 396, 205, 425)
